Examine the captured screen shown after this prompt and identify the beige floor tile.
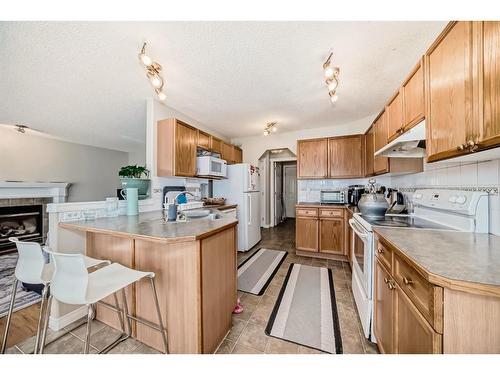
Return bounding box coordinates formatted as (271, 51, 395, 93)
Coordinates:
(264, 337, 298, 354)
(297, 345, 324, 354)
(106, 337, 142, 354)
(231, 343, 263, 354)
(215, 339, 236, 354)
(234, 302, 257, 321)
(237, 323, 269, 352)
(131, 343, 161, 354)
(16, 328, 70, 354)
(5, 346, 22, 354)
(311, 258, 328, 267)
(248, 304, 273, 326)
(240, 292, 262, 306)
(85, 325, 123, 351)
(43, 332, 97, 354)
(342, 332, 365, 354)
(263, 284, 280, 297)
(69, 319, 107, 340)
(260, 294, 278, 308)
(226, 317, 247, 341)
(363, 340, 379, 354)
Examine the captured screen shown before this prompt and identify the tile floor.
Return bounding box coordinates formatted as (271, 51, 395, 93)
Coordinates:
(6, 219, 378, 355)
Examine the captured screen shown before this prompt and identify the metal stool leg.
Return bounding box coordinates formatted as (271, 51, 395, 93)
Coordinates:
(38, 295, 53, 354)
(1, 279, 18, 353)
(113, 292, 126, 334)
(149, 276, 168, 353)
(34, 285, 49, 354)
(84, 305, 93, 354)
(121, 289, 132, 336)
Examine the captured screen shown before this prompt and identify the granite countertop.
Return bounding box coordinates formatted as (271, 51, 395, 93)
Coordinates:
(374, 227, 500, 288)
(59, 210, 238, 243)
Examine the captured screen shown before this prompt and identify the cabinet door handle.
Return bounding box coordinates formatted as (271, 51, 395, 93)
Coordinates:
(377, 247, 384, 254)
(383, 277, 390, 284)
(388, 281, 396, 290)
(403, 276, 414, 285)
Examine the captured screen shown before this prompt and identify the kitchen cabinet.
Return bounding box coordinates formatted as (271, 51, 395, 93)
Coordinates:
(373, 111, 390, 175)
(197, 130, 211, 150)
(402, 57, 425, 131)
(394, 284, 442, 354)
(221, 142, 234, 163)
(386, 89, 404, 142)
(374, 259, 395, 354)
(476, 21, 500, 151)
(233, 147, 243, 163)
(364, 126, 375, 176)
(297, 139, 329, 179)
(210, 137, 222, 154)
(425, 21, 473, 162)
(328, 135, 364, 178)
(319, 218, 344, 254)
(295, 216, 319, 252)
(157, 119, 197, 177)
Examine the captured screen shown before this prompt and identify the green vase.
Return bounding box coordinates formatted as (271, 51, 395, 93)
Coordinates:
(120, 178, 150, 199)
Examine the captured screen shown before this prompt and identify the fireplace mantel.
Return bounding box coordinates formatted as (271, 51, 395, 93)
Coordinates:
(0, 181, 71, 202)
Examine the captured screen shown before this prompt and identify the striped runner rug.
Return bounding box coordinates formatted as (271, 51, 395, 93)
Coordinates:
(265, 263, 343, 354)
(237, 248, 287, 295)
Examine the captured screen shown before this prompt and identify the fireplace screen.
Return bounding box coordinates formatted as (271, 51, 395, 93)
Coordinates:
(0, 205, 43, 252)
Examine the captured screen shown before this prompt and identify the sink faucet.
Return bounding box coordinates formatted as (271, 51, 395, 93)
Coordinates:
(174, 191, 195, 203)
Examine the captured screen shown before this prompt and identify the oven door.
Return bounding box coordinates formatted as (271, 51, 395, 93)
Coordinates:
(348, 218, 373, 298)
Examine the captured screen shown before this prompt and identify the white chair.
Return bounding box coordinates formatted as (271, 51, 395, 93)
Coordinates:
(1, 237, 108, 354)
(40, 249, 168, 354)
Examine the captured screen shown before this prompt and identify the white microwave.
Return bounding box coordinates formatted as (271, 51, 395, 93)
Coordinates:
(196, 156, 227, 178)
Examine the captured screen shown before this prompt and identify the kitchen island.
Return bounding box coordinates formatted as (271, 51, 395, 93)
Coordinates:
(59, 210, 238, 354)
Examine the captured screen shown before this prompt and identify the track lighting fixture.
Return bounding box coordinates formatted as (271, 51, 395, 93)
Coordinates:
(263, 121, 278, 136)
(323, 52, 340, 104)
(138, 42, 166, 101)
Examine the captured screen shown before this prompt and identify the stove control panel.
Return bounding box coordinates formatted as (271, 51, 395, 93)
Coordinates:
(413, 189, 486, 215)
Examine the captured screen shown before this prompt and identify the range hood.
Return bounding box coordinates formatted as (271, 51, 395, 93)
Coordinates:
(374, 121, 426, 158)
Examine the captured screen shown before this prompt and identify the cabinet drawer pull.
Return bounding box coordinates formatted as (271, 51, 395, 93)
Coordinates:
(383, 277, 390, 284)
(403, 276, 414, 285)
(378, 247, 384, 253)
(388, 281, 395, 290)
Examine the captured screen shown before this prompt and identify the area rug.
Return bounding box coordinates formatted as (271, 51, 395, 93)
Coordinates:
(0, 253, 41, 318)
(265, 263, 343, 354)
(237, 248, 287, 295)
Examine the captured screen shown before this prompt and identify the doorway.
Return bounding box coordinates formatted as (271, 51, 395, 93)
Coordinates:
(271, 160, 297, 227)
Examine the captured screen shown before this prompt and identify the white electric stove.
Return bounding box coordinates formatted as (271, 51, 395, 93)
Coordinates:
(348, 189, 489, 342)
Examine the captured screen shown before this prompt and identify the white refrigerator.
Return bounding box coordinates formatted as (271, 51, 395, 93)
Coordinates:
(213, 163, 261, 252)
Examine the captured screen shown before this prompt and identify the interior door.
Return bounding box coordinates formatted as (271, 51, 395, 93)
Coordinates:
(283, 164, 297, 218)
(274, 163, 283, 226)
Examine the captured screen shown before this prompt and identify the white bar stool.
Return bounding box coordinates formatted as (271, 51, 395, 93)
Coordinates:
(41, 250, 168, 354)
(1, 237, 108, 354)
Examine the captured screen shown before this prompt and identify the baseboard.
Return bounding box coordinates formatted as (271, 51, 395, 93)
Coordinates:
(48, 305, 87, 331)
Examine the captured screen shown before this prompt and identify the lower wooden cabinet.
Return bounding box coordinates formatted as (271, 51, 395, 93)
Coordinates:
(295, 216, 318, 252)
(394, 285, 442, 354)
(319, 218, 344, 254)
(374, 260, 395, 354)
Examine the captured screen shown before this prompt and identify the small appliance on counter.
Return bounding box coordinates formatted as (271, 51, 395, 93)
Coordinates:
(386, 190, 406, 215)
(320, 189, 346, 204)
(357, 179, 389, 218)
(347, 185, 365, 206)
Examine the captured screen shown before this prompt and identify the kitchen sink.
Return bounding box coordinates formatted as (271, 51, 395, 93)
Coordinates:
(184, 209, 211, 218)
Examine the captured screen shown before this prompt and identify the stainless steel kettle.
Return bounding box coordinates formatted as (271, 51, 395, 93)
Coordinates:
(358, 179, 390, 218)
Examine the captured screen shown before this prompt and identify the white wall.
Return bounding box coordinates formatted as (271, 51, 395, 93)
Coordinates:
(0, 127, 129, 202)
(231, 114, 375, 166)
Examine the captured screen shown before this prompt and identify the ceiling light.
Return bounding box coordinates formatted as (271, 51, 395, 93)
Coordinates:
(263, 121, 278, 136)
(323, 52, 340, 105)
(156, 90, 166, 101)
(138, 42, 166, 100)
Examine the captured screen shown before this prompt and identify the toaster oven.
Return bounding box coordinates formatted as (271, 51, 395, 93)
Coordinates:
(320, 190, 346, 204)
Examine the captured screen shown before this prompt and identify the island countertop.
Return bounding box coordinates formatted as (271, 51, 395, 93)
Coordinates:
(373, 227, 500, 293)
(59, 210, 238, 244)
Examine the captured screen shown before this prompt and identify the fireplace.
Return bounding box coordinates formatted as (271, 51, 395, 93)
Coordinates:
(0, 205, 44, 253)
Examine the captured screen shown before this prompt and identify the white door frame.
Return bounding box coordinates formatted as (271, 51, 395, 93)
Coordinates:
(283, 163, 297, 219)
(269, 157, 297, 228)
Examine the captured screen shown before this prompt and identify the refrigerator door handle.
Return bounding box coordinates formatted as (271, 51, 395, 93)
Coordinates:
(247, 194, 252, 225)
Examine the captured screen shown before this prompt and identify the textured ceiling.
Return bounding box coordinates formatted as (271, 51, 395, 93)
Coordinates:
(0, 21, 446, 152)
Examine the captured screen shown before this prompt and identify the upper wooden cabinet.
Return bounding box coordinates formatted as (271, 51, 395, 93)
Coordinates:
(328, 135, 365, 178)
(157, 119, 241, 177)
(425, 21, 473, 162)
(386, 90, 404, 142)
(297, 138, 329, 179)
(197, 130, 211, 150)
(233, 147, 243, 164)
(365, 126, 375, 176)
(477, 21, 500, 150)
(402, 57, 425, 131)
(157, 119, 197, 177)
(373, 111, 390, 175)
(210, 137, 222, 154)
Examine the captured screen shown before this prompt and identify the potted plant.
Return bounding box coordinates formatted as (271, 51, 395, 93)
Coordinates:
(118, 165, 151, 199)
